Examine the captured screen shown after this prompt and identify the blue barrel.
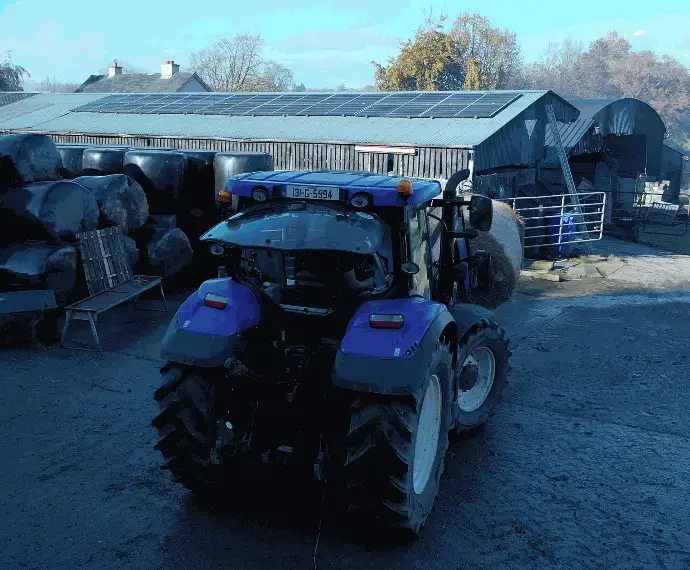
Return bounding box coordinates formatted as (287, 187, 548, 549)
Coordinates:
(547, 212, 575, 257)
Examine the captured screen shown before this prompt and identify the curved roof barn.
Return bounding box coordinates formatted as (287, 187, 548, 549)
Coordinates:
(545, 97, 666, 179)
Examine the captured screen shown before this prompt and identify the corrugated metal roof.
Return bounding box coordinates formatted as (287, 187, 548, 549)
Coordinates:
(544, 97, 666, 162)
(0, 91, 578, 149)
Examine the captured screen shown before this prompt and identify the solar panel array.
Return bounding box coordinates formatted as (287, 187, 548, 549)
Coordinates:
(0, 92, 38, 108)
(72, 92, 522, 119)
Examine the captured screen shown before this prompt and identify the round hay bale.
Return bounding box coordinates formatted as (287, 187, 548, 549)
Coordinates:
(465, 199, 525, 310)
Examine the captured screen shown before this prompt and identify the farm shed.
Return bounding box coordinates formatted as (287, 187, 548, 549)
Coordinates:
(660, 144, 686, 202)
(0, 90, 578, 185)
(541, 97, 668, 220)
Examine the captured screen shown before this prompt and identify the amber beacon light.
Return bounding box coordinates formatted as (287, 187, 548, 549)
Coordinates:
(396, 179, 413, 198)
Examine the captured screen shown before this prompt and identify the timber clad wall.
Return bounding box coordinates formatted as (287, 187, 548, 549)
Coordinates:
(48, 134, 470, 179)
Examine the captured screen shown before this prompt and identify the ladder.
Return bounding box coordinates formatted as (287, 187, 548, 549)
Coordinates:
(546, 104, 592, 253)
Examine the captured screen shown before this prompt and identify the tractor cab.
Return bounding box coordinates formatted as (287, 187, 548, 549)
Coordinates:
(206, 169, 493, 307)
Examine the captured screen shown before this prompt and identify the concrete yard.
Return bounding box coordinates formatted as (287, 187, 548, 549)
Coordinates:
(1, 237, 690, 570)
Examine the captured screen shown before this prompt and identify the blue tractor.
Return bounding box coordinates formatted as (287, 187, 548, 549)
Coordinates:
(153, 169, 511, 535)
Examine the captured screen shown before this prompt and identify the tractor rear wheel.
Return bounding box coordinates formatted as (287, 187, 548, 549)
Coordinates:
(340, 342, 452, 536)
(452, 321, 511, 434)
(152, 365, 218, 492)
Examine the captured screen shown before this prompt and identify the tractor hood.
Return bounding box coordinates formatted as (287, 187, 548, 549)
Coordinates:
(201, 201, 385, 255)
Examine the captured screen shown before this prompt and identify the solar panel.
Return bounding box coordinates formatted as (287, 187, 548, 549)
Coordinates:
(70, 91, 523, 118)
(324, 94, 387, 116)
(454, 93, 521, 118)
(386, 93, 451, 117)
(360, 93, 423, 116)
(250, 94, 310, 115)
(300, 94, 358, 115)
(418, 93, 480, 118)
(270, 94, 330, 115)
(0, 92, 38, 108)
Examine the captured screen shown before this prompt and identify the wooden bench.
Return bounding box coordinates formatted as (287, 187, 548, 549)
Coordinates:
(61, 227, 167, 351)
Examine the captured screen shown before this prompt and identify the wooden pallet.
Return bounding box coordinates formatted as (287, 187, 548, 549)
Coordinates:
(61, 227, 167, 351)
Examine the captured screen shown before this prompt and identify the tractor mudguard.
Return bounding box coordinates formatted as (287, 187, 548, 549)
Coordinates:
(332, 297, 455, 396)
(449, 303, 494, 342)
(160, 277, 260, 367)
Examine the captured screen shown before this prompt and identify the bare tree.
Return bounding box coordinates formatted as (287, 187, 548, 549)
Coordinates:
(523, 32, 690, 153)
(0, 51, 30, 91)
(246, 61, 294, 92)
(521, 37, 586, 96)
(189, 34, 266, 92)
(40, 76, 81, 93)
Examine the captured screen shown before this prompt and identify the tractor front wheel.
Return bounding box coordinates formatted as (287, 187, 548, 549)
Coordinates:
(452, 322, 511, 434)
(339, 342, 453, 536)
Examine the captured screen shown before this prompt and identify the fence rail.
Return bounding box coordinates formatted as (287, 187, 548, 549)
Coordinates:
(502, 191, 606, 255)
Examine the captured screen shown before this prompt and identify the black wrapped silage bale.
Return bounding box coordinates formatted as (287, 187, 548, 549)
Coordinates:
(0, 181, 99, 243)
(147, 227, 193, 278)
(213, 152, 273, 210)
(56, 144, 89, 178)
(122, 235, 140, 269)
(175, 149, 222, 281)
(178, 150, 218, 213)
(81, 147, 129, 176)
(0, 133, 63, 193)
(0, 243, 77, 304)
(72, 174, 149, 230)
(123, 150, 187, 215)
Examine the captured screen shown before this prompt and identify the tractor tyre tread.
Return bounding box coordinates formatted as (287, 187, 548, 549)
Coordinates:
(341, 342, 452, 536)
(152, 365, 217, 492)
(452, 320, 510, 436)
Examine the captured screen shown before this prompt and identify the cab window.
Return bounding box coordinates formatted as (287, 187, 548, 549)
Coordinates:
(407, 205, 431, 299)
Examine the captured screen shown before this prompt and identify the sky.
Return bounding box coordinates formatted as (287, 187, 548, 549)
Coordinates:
(0, 0, 688, 89)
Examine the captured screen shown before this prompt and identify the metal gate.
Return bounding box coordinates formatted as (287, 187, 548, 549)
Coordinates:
(503, 191, 606, 256)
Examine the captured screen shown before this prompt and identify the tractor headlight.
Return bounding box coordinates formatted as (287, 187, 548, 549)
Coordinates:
(251, 187, 269, 203)
(210, 244, 225, 256)
(350, 193, 371, 208)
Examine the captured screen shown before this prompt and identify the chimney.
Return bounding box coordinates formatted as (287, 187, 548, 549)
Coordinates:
(108, 60, 123, 77)
(161, 60, 180, 78)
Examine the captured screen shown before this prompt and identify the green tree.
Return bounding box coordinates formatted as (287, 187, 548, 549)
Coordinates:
(451, 13, 522, 90)
(0, 51, 30, 92)
(373, 13, 521, 92)
(373, 15, 464, 91)
(464, 56, 481, 90)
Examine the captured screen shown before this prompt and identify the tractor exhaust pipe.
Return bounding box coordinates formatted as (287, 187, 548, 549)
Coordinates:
(443, 169, 471, 199)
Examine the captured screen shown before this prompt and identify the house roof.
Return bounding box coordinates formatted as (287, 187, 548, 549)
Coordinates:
(74, 72, 211, 93)
(0, 90, 578, 149)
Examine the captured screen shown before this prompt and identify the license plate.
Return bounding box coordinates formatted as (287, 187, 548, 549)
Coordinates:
(285, 185, 339, 201)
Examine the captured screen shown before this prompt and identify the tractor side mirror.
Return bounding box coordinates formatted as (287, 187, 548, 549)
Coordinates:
(401, 262, 420, 276)
(452, 262, 469, 282)
(469, 195, 493, 232)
